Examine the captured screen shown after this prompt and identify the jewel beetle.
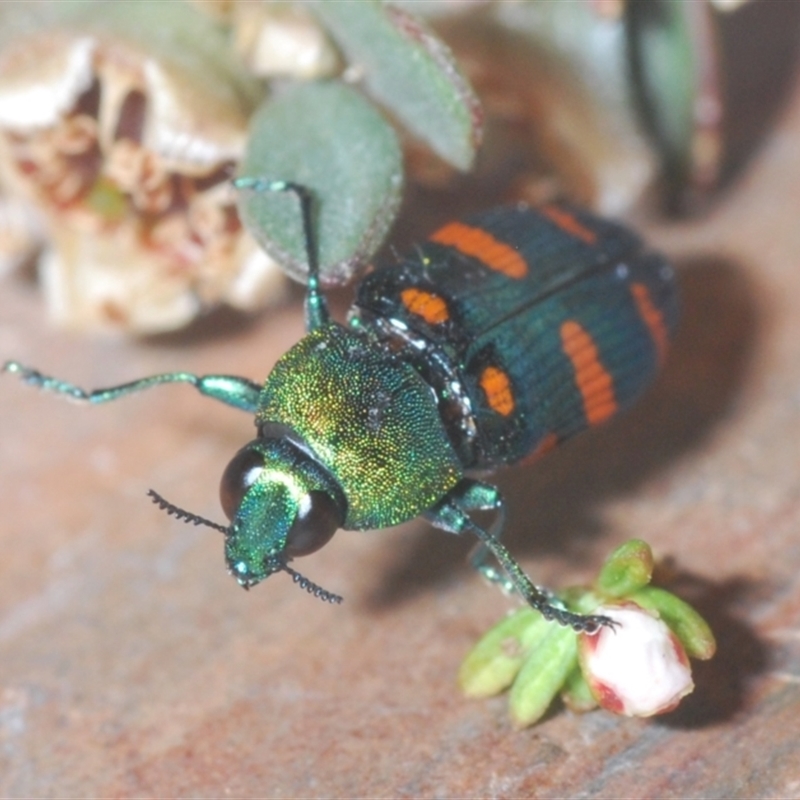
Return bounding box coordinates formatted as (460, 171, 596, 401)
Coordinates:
(3, 180, 677, 633)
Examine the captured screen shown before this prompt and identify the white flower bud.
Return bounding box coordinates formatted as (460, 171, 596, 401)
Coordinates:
(579, 602, 694, 717)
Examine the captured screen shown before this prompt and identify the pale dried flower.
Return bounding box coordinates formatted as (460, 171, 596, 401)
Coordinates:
(708, 0, 755, 10)
(0, 27, 284, 333)
(0, 189, 42, 275)
(233, 3, 342, 80)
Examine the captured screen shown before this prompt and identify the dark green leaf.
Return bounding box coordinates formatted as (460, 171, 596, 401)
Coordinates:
(626, 0, 721, 196)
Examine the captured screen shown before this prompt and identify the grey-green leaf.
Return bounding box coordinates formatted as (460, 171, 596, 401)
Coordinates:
(309, 0, 482, 171)
(237, 81, 402, 285)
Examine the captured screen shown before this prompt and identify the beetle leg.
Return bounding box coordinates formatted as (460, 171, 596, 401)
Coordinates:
(426, 478, 613, 634)
(439, 479, 511, 590)
(232, 177, 329, 332)
(3, 361, 261, 412)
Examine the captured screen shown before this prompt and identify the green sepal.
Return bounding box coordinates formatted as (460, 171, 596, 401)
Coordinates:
(508, 624, 578, 729)
(629, 586, 717, 660)
(458, 608, 550, 699)
(561, 665, 599, 714)
(308, 0, 481, 170)
(238, 81, 402, 286)
(596, 539, 654, 598)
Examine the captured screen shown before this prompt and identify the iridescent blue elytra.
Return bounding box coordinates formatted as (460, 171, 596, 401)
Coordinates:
(3, 181, 677, 633)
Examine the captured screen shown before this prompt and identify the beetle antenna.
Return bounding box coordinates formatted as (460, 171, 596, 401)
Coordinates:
(147, 489, 229, 535)
(281, 563, 343, 604)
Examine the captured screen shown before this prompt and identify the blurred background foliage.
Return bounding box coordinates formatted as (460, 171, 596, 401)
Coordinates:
(0, 0, 796, 335)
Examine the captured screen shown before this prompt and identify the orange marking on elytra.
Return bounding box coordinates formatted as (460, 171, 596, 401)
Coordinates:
(430, 222, 527, 279)
(541, 205, 597, 246)
(400, 287, 449, 325)
(560, 320, 617, 425)
(630, 282, 668, 365)
(479, 365, 515, 416)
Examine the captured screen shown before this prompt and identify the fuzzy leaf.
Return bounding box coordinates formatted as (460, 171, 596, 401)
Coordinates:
(509, 624, 578, 728)
(596, 539, 655, 597)
(309, 0, 482, 170)
(458, 608, 550, 699)
(237, 81, 402, 285)
(630, 586, 717, 660)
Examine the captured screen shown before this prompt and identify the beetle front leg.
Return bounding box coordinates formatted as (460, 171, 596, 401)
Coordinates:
(232, 178, 329, 332)
(3, 361, 262, 413)
(426, 478, 612, 634)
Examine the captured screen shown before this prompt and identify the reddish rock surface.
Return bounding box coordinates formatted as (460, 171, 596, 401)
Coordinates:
(3, 36, 800, 800)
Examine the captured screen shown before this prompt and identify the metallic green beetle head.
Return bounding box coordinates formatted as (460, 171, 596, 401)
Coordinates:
(218, 425, 346, 597)
(148, 423, 347, 602)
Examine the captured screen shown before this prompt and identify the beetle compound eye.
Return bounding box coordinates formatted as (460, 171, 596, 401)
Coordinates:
(220, 446, 265, 521)
(284, 491, 340, 558)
